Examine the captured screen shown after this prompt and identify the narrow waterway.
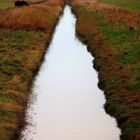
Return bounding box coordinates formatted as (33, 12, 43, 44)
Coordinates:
(21, 6, 120, 140)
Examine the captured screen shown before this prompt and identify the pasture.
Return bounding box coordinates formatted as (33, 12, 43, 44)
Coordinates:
(98, 0, 140, 12)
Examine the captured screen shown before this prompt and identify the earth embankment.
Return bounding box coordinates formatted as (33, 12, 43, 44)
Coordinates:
(69, 0, 140, 140)
(0, 0, 64, 139)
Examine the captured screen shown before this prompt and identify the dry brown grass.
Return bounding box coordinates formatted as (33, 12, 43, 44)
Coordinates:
(0, 0, 64, 32)
(0, 0, 64, 139)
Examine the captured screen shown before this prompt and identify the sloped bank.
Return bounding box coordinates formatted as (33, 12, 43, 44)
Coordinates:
(69, 0, 140, 140)
(0, 0, 64, 140)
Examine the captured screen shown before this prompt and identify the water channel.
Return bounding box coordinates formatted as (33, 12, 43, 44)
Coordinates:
(21, 6, 121, 140)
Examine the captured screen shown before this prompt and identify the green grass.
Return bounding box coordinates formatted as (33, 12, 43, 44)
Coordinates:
(98, 0, 140, 12)
(0, 1, 14, 9)
(98, 21, 140, 65)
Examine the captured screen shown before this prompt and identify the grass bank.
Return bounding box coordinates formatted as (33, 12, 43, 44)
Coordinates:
(98, 0, 140, 12)
(0, 0, 64, 139)
(69, 0, 140, 140)
(0, 1, 14, 9)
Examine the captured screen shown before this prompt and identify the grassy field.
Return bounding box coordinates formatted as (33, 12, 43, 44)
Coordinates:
(0, 0, 64, 139)
(69, 0, 140, 140)
(0, 1, 14, 9)
(98, 0, 140, 12)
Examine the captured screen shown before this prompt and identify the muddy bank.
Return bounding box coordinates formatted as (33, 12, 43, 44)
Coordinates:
(69, 0, 140, 140)
(0, 0, 64, 140)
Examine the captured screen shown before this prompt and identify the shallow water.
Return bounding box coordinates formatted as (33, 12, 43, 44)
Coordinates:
(21, 6, 120, 140)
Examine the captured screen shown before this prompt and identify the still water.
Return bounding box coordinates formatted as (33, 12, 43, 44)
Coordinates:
(21, 6, 120, 140)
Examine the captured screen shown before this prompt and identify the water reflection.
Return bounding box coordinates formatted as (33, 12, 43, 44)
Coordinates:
(21, 6, 120, 140)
